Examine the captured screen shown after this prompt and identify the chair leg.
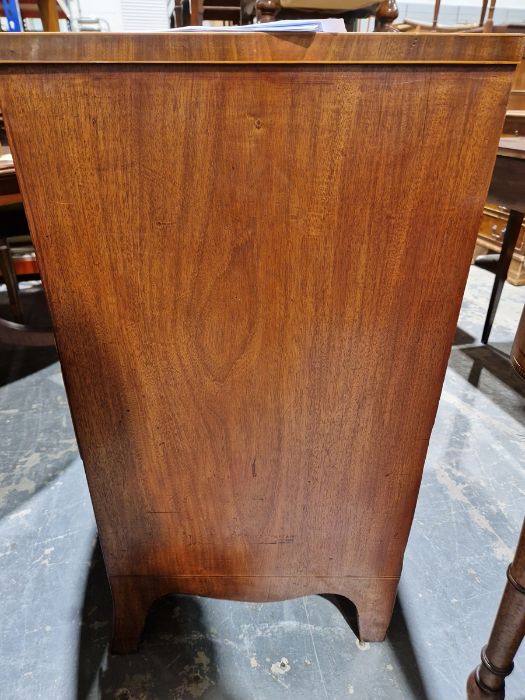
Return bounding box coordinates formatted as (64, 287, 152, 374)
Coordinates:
(0, 238, 24, 324)
(189, 0, 203, 25)
(256, 0, 280, 22)
(481, 210, 523, 344)
(173, 0, 183, 27)
(467, 519, 525, 699)
(374, 0, 399, 31)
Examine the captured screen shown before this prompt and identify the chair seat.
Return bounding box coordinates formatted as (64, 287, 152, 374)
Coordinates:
(473, 253, 500, 274)
(281, 0, 376, 10)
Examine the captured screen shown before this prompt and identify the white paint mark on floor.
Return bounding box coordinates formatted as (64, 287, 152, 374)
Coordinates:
(8, 507, 31, 520)
(33, 547, 54, 566)
(270, 658, 290, 675)
(493, 542, 514, 562)
(356, 639, 370, 651)
(435, 464, 468, 503)
(434, 463, 514, 562)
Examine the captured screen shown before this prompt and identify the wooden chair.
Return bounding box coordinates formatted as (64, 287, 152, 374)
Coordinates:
(178, 0, 395, 31)
(474, 134, 525, 344)
(255, 0, 398, 32)
(172, 0, 253, 27)
(474, 28, 525, 343)
(0, 127, 54, 346)
(397, 0, 497, 33)
(0, 172, 54, 346)
(0, 207, 30, 325)
(0, 31, 521, 654)
(467, 306, 525, 699)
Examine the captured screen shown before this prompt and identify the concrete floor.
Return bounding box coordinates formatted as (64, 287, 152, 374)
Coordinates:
(1, 266, 525, 700)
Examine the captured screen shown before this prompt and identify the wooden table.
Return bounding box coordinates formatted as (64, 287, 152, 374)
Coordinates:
(479, 137, 525, 343)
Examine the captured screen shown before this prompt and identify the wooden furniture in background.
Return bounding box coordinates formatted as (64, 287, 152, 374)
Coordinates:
(467, 307, 525, 699)
(0, 160, 20, 207)
(474, 205, 525, 285)
(37, 0, 60, 31)
(0, 31, 521, 654)
(501, 42, 524, 135)
(0, 0, 69, 31)
(0, 150, 53, 346)
(467, 521, 525, 698)
(188, 0, 250, 27)
(255, 0, 398, 31)
(472, 29, 525, 318)
(503, 111, 525, 137)
(507, 42, 525, 111)
(0, 95, 55, 347)
(396, 0, 495, 32)
(474, 137, 525, 343)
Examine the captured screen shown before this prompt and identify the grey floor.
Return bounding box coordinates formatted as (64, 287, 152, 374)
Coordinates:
(1, 266, 525, 700)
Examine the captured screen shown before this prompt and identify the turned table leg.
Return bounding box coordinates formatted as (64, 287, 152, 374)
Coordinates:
(467, 519, 525, 699)
(0, 237, 24, 323)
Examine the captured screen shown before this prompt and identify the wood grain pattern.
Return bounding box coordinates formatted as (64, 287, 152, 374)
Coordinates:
(0, 32, 522, 64)
(0, 34, 521, 653)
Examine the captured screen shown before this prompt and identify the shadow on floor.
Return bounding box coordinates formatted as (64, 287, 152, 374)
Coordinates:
(76, 541, 237, 700)
(0, 286, 74, 518)
(0, 285, 57, 387)
(452, 327, 476, 346)
(323, 594, 431, 700)
(447, 331, 525, 423)
(0, 346, 74, 519)
(76, 547, 431, 700)
(388, 598, 431, 700)
(450, 323, 525, 420)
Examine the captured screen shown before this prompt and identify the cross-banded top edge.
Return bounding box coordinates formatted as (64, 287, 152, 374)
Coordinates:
(0, 32, 522, 65)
